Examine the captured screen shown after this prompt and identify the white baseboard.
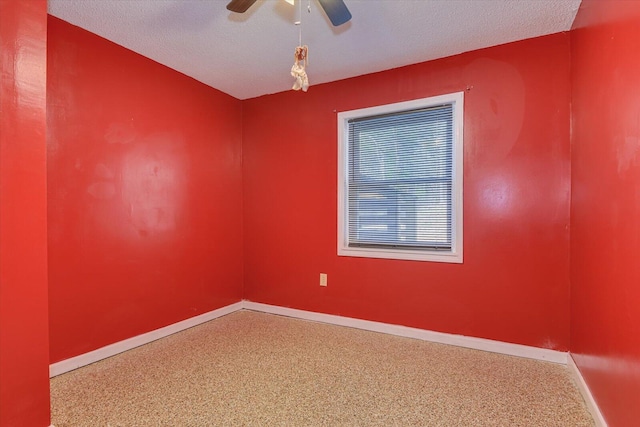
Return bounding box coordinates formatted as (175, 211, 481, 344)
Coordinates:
(49, 301, 243, 377)
(50, 299, 568, 378)
(568, 354, 608, 427)
(241, 301, 568, 364)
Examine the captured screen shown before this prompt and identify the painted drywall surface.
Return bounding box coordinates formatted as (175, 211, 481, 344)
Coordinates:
(47, 17, 243, 363)
(0, 1, 50, 426)
(570, 1, 640, 425)
(243, 34, 571, 350)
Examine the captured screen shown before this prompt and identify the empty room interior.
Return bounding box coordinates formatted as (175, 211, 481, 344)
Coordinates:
(1, 0, 639, 426)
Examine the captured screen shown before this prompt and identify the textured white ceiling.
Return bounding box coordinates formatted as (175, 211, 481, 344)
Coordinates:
(47, 0, 581, 100)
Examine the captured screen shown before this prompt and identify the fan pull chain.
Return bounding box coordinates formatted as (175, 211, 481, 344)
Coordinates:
(295, 0, 311, 46)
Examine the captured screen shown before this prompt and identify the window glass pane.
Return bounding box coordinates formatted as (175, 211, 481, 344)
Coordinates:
(347, 104, 453, 250)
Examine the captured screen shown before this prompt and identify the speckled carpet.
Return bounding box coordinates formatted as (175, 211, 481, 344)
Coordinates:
(50, 310, 593, 426)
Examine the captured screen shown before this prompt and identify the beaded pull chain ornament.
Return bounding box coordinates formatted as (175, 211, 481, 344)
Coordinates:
(291, 45, 309, 92)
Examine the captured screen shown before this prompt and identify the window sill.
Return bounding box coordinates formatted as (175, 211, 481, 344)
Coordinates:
(338, 246, 463, 263)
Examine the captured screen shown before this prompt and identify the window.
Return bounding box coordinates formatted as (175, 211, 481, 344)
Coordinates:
(337, 92, 463, 263)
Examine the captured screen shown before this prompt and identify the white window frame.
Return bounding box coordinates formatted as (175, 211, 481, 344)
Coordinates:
(337, 92, 464, 263)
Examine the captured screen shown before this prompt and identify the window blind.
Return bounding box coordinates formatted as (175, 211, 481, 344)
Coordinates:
(347, 104, 453, 250)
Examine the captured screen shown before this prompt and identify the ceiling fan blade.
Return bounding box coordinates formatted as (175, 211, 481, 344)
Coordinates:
(317, 0, 352, 26)
(226, 0, 258, 13)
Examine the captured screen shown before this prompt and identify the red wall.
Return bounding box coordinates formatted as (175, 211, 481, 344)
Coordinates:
(47, 17, 244, 363)
(243, 34, 572, 350)
(0, 1, 50, 426)
(570, 1, 640, 425)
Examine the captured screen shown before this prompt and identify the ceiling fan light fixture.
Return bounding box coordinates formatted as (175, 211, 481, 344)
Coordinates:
(226, 0, 351, 27)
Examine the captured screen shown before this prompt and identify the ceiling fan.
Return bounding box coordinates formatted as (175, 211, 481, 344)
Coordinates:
(226, 0, 352, 27)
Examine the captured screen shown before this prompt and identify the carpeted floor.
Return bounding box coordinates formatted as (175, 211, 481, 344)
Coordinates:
(50, 310, 594, 426)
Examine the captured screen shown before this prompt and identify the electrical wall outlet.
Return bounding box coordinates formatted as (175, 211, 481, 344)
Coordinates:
(320, 273, 328, 287)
